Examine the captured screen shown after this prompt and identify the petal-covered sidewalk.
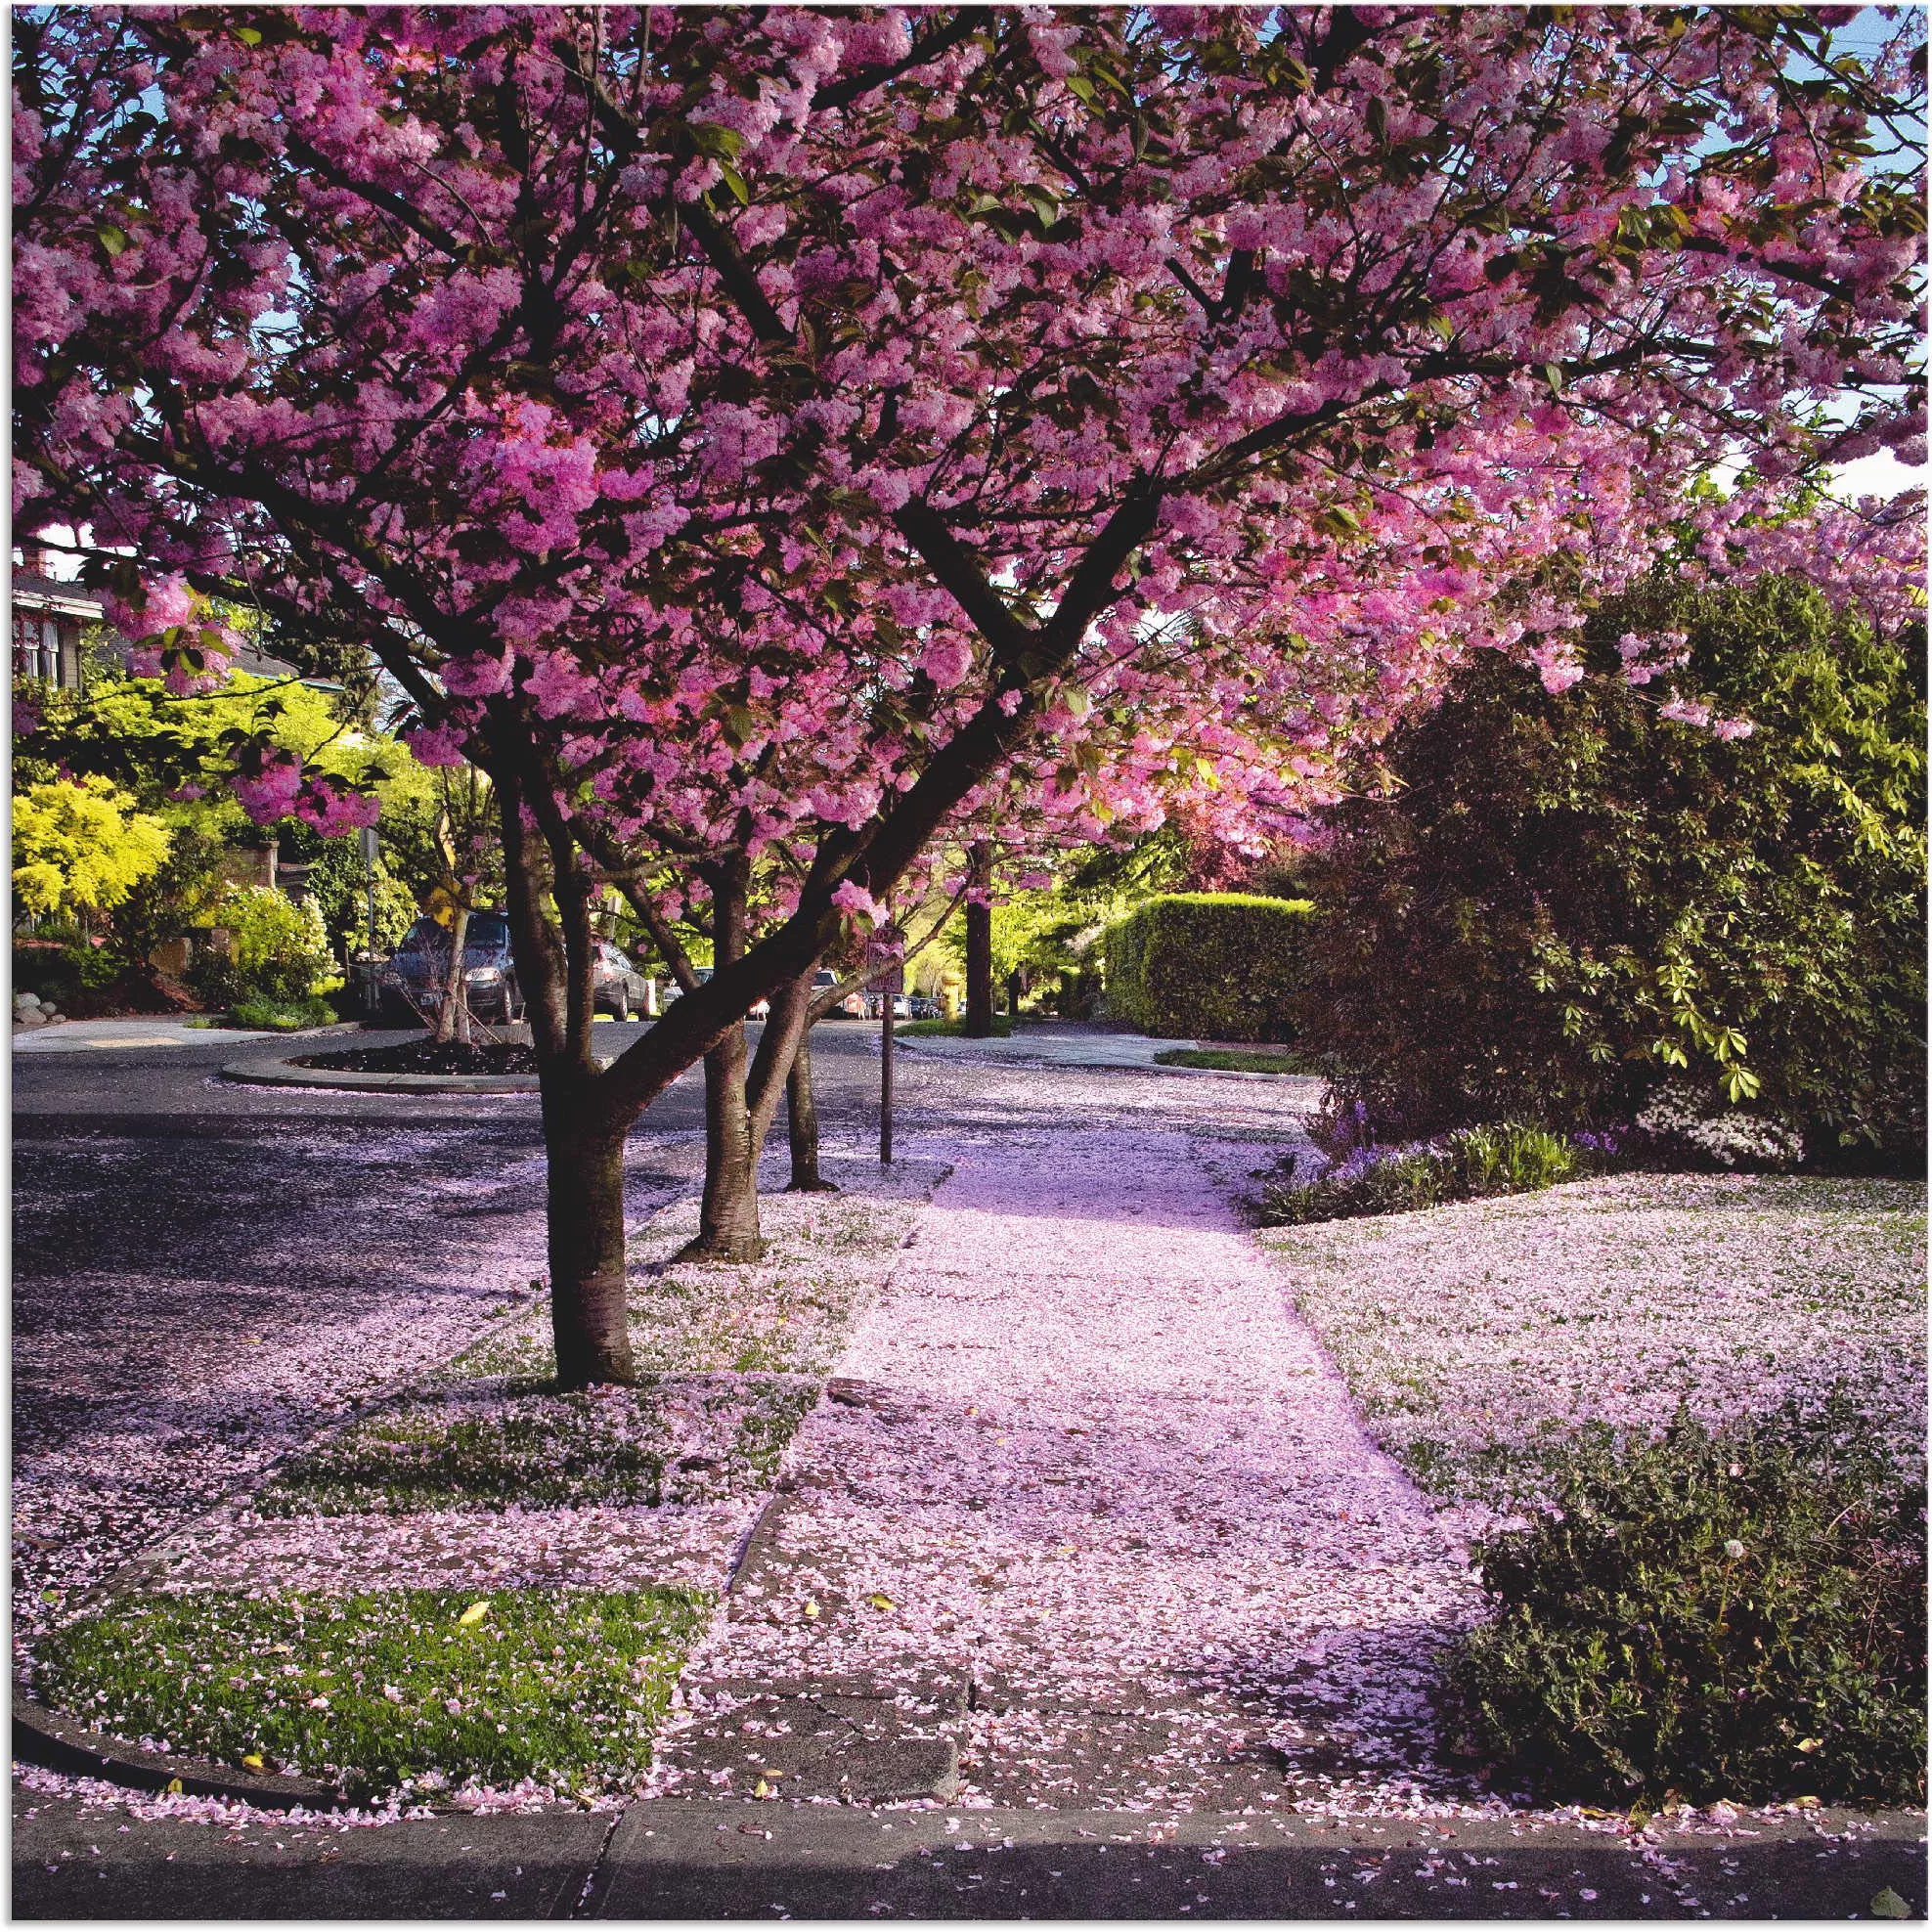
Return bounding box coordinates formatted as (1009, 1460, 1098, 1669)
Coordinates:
(661, 1127, 1483, 1816)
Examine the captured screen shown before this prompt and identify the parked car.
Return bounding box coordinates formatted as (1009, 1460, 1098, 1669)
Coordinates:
(379, 911, 522, 1025)
(863, 990, 912, 1020)
(593, 941, 650, 1021)
(658, 965, 768, 1019)
(909, 994, 941, 1021)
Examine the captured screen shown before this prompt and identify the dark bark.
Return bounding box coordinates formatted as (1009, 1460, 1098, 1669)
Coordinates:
(432, 903, 470, 1045)
(785, 1023, 838, 1191)
(545, 1115, 636, 1388)
(675, 859, 768, 1263)
(678, 1022, 767, 1261)
(964, 843, 994, 1036)
(500, 772, 634, 1386)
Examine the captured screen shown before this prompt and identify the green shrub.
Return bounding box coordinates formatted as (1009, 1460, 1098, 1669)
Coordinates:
(1103, 892, 1315, 1040)
(1443, 1400, 1927, 1808)
(1258, 1120, 1581, 1225)
(1295, 577, 1926, 1163)
(896, 1015, 1013, 1037)
(225, 886, 335, 1001)
(231, 993, 338, 1032)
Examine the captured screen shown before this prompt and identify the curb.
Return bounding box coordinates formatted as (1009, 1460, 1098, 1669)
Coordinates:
(893, 1038, 1325, 1085)
(12, 1694, 348, 1812)
(222, 1057, 541, 1093)
(219, 1051, 613, 1094)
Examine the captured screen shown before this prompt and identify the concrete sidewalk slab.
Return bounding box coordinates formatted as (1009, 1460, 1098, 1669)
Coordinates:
(11, 1017, 355, 1053)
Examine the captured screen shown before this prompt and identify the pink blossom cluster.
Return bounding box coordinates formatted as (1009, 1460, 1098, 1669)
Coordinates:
(12, 8, 1923, 972)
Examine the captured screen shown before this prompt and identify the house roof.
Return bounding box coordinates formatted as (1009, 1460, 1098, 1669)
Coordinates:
(10, 571, 336, 688)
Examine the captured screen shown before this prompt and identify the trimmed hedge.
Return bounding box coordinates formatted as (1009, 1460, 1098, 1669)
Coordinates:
(1103, 893, 1315, 1041)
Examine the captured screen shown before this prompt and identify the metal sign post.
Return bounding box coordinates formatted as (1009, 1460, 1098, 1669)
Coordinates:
(879, 960, 903, 1166)
(359, 823, 381, 1016)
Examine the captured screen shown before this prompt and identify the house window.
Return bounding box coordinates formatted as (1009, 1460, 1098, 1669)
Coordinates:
(13, 611, 63, 684)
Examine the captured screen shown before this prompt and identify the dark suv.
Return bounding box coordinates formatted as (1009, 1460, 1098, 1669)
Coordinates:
(378, 912, 521, 1025)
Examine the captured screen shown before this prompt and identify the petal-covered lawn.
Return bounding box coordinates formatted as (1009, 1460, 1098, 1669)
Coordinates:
(1254, 1173, 1927, 1511)
(22, 1164, 945, 1808)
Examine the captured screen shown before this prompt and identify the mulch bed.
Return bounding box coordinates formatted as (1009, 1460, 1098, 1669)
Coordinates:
(292, 1040, 538, 1076)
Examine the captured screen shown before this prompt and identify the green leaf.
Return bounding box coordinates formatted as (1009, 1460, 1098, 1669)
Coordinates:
(690, 123, 746, 160)
(718, 164, 750, 207)
(97, 224, 129, 259)
(1544, 362, 1566, 395)
(1871, 1890, 1910, 1920)
(1064, 73, 1096, 106)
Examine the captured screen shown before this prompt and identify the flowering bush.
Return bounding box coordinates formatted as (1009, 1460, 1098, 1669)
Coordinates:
(1634, 1082, 1805, 1172)
(1258, 1121, 1584, 1227)
(1443, 1399, 1927, 1809)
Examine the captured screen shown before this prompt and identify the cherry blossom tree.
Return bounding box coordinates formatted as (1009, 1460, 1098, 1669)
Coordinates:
(15, 5, 1922, 1386)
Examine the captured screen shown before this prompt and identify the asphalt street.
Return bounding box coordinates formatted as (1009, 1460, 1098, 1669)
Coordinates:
(9, 1016, 888, 1139)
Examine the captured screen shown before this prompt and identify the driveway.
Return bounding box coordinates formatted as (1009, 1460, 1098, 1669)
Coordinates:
(11, 1016, 327, 1052)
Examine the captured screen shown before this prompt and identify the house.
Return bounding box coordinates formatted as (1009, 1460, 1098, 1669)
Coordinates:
(11, 542, 322, 690)
(11, 546, 99, 690)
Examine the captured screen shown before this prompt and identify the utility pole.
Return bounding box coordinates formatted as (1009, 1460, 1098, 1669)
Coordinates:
(964, 841, 994, 1036)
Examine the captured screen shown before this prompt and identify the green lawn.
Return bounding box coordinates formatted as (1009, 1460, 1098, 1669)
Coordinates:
(1154, 1046, 1314, 1074)
(32, 1586, 706, 1801)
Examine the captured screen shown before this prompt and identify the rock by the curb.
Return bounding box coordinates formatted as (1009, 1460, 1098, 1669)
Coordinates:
(12, 1694, 349, 1811)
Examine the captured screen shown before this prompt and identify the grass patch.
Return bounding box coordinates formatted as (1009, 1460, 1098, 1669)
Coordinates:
(32, 1586, 707, 1802)
(1259, 1174, 1925, 1508)
(261, 1376, 818, 1515)
(895, 1016, 1014, 1037)
(1444, 1401, 1927, 1809)
(1154, 1047, 1313, 1074)
(263, 1192, 918, 1515)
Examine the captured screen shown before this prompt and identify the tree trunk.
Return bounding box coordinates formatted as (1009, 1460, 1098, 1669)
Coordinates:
(964, 844, 994, 1036)
(785, 1023, 838, 1191)
(433, 904, 470, 1045)
(545, 1116, 636, 1388)
(678, 1021, 768, 1262)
